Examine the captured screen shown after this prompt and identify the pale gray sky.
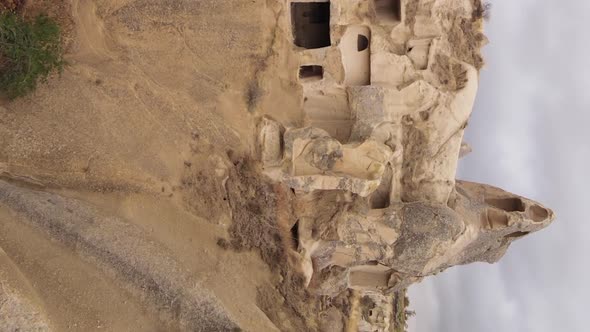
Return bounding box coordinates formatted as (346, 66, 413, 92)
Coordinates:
(409, 1, 590, 331)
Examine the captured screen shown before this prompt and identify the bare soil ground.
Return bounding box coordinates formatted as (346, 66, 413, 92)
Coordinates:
(0, 0, 293, 330)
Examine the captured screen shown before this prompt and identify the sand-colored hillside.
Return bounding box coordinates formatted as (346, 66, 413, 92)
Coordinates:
(1, 0, 286, 331)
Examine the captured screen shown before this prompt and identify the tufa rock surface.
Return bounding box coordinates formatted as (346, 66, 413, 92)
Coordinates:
(0, 0, 554, 331)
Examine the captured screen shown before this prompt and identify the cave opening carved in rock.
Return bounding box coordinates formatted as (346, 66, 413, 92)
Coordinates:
(485, 197, 526, 212)
(374, 0, 402, 24)
(299, 65, 324, 82)
(291, 2, 331, 49)
(341, 25, 371, 86)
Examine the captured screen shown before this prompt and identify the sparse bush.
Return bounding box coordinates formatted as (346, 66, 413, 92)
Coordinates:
(0, 0, 26, 13)
(473, 1, 492, 21)
(432, 54, 469, 91)
(394, 290, 413, 332)
(447, 17, 486, 70)
(0, 12, 64, 99)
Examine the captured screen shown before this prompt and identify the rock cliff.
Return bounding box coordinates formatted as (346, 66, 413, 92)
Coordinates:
(0, 0, 554, 331)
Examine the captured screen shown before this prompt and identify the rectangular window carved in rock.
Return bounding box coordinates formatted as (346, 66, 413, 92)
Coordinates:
(291, 2, 331, 49)
(299, 65, 324, 81)
(374, 0, 402, 24)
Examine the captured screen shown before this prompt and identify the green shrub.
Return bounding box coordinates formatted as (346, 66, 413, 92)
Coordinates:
(0, 12, 64, 99)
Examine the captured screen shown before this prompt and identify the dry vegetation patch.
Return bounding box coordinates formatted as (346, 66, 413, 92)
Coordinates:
(393, 290, 415, 332)
(472, 0, 492, 21)
(431, 54, 468, 91)
(435, 0, 488, 91)
(447, 17, 486, 70)
(0, 0, 26, 13)
(222, 158, 319, 331)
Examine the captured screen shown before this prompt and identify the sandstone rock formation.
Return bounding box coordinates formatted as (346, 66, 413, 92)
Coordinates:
(291, 181, 553, 294)
(0, 0, 554, 331)
(255, 0, 554, 330)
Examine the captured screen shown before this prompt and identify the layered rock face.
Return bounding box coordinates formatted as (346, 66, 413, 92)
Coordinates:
(289, 181, 553, 294)
(257, 0, 554, 330)
(0, 0, 554, 331)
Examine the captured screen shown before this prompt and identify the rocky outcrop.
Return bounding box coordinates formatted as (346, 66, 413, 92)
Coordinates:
(254, 0, 554, 330)
(0, 0, 553, 331)
(294, 181, 553, 296)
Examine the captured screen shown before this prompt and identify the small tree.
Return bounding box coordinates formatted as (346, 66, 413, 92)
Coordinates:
(0, 12, 64, 99)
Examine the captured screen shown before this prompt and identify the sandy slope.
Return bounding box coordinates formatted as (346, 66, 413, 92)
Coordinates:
(1, 0, 277, 191)
(0, 0, 289, 330)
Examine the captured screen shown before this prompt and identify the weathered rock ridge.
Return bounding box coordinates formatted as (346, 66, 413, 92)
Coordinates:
(255, 0, 555, 330)
(0, 0, 554, 331)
